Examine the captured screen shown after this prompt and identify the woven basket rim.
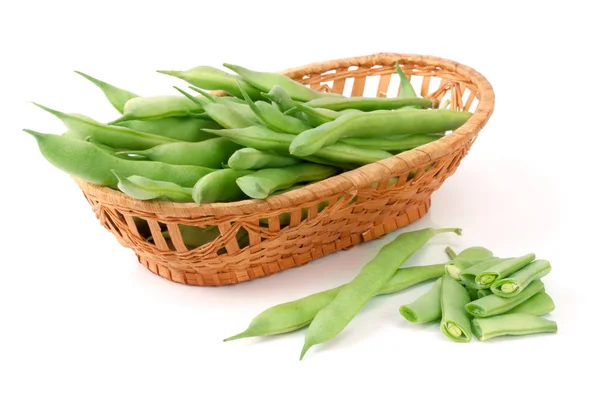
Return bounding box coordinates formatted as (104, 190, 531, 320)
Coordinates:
(76, 52, 494, 217)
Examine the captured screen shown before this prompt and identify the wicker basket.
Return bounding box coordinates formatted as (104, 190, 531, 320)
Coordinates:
(75, 53, 494, 286)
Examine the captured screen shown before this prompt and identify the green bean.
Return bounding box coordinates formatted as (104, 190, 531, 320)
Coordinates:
(466, 288, 479, 301)
(444, 246, 495, 280)
(471, 313, 557, 341)
(112, 95, 206, 123)
(340, 133, 444, 152)
(261, 85, 297, 112)
(289, 101, 340, 125)
(171, 225, 220, 248)
(225, 263, 446, 341)
(236, 163, 339, 199)
(113, 172, 193, 202)
(465, 280, 545, 317)
(506, 292, 555, 316)
(228, 148, 301, 170)
(477, 289, 492, 298)
(475, 253, 536, 287)
(115, 117, 221, 142)
(491, 260, 551, 297)
(395, 62, 418, 99)
(300, 227, 462, 359)
(192, 169, 253, 204)
(75, 71, 139, 114)
(223, 63, 332, 102)
(84, 136, 119, 155)
(33, 102, 178, 150)
(305, 96, 435, 112)
(175, 86, 259, 125)
(399, 278, 442, 323)
(25, 130, 214, 188)
(116, 138, 242, 168)
(440, 275, 472, 342)
(460, 258, 511, 289)
(62, 128, 89, 141)
(238, 83, 311, 134)
(289, 109, 472, 156)
(203, 126, 393, 166)
(157, 66, 263, 99)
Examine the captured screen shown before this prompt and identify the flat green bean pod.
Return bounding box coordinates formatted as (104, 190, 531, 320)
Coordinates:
(289, 109, 473, 157)
(116, 138, 242, 169)
(223, 63, 333, 102)
(471, 313, 557, 341)
(113, 172, 193, 202)
(475, 253, 536, 287)
(227, 148, 301, 170)
(440, 275, 472, 342)
(225, 263, 446, 341)
(340, 133, 445, 152)
(477, 289, 492, 298)
(112, 95, 206, 123)
(192, 169, 253, 204)
(75, 71, 139, 114)
(204, 126, 393, 166)
(116, 117, 221, 142)
(304, 96, 435, 111)
(25, 130, 214, 188)
(33, 103, 178, 150)
(465, 280, 545, 317)
(157, 66, 263, 99)
(444, 246, 495, 280)
(176, 87, 259, 125)
(301, 227, 461, 359)
(490, 259, 551, 297)
(261, 85, 297, 112)
(236, 163, 339, 199)
(460, 258, 511, 289)
(395, 62, 418, 98)
(506, 292, 555, 316)
(399, 278, 442, 323)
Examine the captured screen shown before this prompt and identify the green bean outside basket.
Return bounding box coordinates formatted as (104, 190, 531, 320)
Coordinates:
(399, 278, 442, 323)
(465, 280, 545, 317)
(236, 163, 339, 200)
(440, 275, 472, 342)
(505, 292, 555, 316)
(490, 259, 551, 298)
(475, 253, 536, 288)
(460, 258, 512, 289)
(444, 246, 495, 280)
(25, 130, 214, 188)
(225, 263, 446, 341)
(471, 314, 557, 341)
(300, 227, 462, 360)
(192, 169, 253, 204)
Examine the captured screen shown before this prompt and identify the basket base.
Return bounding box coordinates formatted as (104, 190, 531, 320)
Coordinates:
(136, 199, 431, 286)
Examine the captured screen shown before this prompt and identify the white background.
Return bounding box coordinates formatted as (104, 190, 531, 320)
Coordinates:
(1, 1, 599, 399)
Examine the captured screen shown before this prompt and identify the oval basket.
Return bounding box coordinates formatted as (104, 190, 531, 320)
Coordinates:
(75, 53, 494, 286)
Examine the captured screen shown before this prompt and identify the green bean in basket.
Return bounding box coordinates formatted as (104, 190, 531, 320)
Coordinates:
(112, 95, 207, 123)
(115, 117, 221, 142)
(74, 70, 138, 114)
(227, 148, 301, 170)
(113, 172, 193, 202)
(25, 130, 214, 188)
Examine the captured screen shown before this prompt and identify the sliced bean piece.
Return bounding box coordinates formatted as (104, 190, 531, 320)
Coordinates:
(490, 260, 551, 297)
(440, 275, 472, 342)
(227, 148, 301, 170)
(460, 258, 512, 289)
(399, 278, 442, 323)
(192, 169, 253, 204)
(116, 138, 242, 168)
(33, 103, 178, 150)
(225, 263, 447, 341)
(472, 313, 557, 341)
(157, 66, 262, 99)
(236, 163, 339, 199)
(477, 289, 493, 298)
(465, 280, 545, 317)
(75, 71, 138, 114)
(475, 253, 536, 287)
(444, 246, 495, 280)
(116, 117, 220, 142)
(113, 172, 193, 202)
(506, 292, 555, 316)
(289, 109, 472, 157)
(301, 227, 461, 359)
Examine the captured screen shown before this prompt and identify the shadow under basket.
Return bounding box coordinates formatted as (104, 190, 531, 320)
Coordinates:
(75, 52, 495, 286)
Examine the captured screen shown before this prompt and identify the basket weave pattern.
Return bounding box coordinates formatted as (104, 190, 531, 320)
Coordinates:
(76, 53, 494, 286)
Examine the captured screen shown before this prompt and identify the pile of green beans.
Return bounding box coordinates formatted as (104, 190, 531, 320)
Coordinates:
(400, 246, 557, 342)
(26, 62, 472, 205)
(224, 234, 557, 359)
